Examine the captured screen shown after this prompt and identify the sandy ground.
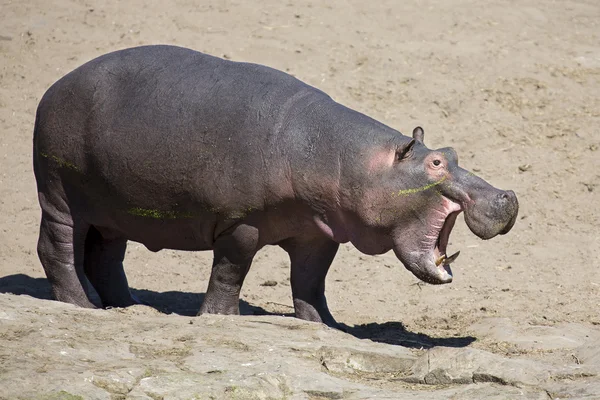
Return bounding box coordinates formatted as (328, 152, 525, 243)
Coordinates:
(1, 0, 599, 380)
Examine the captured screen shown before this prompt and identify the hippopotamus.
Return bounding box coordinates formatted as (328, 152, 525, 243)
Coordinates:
(33, 45, 518, 327)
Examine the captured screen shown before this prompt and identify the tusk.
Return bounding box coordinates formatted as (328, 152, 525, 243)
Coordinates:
(444, 251, 460, 265)
(435, 254, 446, 266)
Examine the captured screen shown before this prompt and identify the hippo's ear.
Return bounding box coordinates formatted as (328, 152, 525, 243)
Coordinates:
(412, 126, 424, 143)
(395, 138, 416, 161)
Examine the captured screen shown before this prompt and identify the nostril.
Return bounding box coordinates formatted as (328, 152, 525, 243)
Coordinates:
(506, 190, 518, 205)
(498, 191, 510, 201)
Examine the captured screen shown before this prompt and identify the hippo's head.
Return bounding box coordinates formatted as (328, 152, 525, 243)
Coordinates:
(332, 127, 518, 284)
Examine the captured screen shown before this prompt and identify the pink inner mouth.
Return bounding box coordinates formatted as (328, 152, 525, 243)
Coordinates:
(435, 211, 460, 260)
(427, 197, 463, 269)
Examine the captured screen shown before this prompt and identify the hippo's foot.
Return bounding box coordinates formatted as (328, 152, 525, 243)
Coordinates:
(197, 298, 241, 316)
(199, 226, 256, 316)
(294, 298, 344, 331)
(53, 291, 97, 309)
(282, 236, 342, 329)
(38, 211, 97, 309)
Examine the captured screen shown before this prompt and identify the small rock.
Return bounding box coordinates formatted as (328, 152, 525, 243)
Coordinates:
(424, 368, 454, 384)
(260, 280, 278, 287)
(518, 164, 532, 172)
(582, 182, 595, 192)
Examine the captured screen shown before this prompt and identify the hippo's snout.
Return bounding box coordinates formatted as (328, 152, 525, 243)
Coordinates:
(464, 188, 519, 240)
(497, 190, 518, 234)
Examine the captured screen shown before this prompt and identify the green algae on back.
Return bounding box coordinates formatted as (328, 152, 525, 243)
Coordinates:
(127, 205, 258, 220)
(39, 152, 81, 172)
(127, 207, 196, 219)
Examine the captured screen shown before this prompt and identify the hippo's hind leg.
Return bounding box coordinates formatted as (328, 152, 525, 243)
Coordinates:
(37, 205, 95, 308)
(199, 224, 257, 316)
(83, 226, 139, 308)
(281, 236, 340, 328)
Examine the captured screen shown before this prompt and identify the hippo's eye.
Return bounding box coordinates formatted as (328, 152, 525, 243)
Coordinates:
(432, 159, 442, 166)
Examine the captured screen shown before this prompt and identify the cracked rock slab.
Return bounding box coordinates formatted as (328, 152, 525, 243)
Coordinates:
(0, 294, 595, 399)
(406, 346, 597, 388)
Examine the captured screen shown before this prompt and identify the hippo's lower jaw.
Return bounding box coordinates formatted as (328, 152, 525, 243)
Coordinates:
(396, 197, 463, 285)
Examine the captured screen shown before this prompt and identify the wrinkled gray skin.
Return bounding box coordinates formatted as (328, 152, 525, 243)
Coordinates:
(33, 45, 518, 328)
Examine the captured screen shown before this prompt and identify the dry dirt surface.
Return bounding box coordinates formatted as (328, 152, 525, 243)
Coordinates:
(1, 0, 599, 399)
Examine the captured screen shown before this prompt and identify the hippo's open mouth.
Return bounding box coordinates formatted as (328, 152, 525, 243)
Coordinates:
(432, 209, 461, 278)
(411, 197, 463, 284)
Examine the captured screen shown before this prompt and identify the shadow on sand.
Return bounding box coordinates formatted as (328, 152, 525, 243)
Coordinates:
(0, 273, 475, 349)
(0, 273, 272, 317)
(339, 322, 475, 349)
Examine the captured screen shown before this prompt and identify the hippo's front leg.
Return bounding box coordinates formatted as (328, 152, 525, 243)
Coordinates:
(199, 224, 257, 315)
(281, 237, 340, 328)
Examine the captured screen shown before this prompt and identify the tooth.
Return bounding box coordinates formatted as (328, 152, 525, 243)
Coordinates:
(444, 251, 461, 265)
(435, 254, 446, 266)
